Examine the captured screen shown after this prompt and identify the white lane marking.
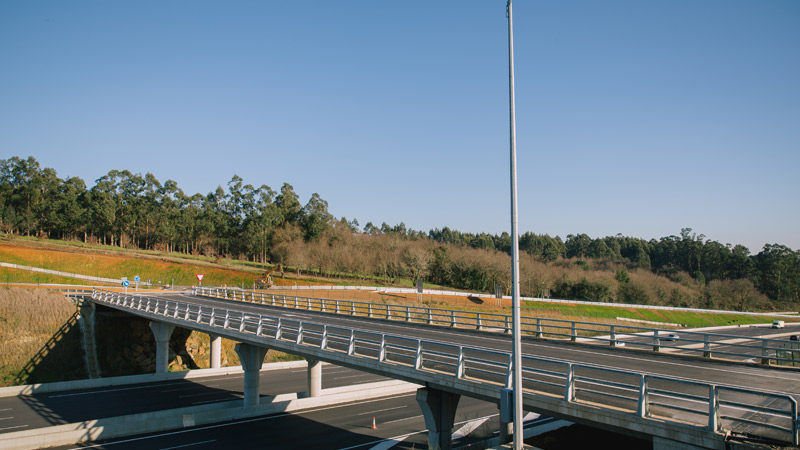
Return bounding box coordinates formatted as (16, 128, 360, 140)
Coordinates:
(452, 415, 493, 440)
(0, 408, 11, 411)
(523, 412, 540, 421)
(48, 382, 183, 398)
(0, 416, 14, 420)
(159, 440, 216, 450)
(0, 424, 27, 431)
(357, 405, 406, 416)
(384, 414, 423, 424)
(334, 374, 374, 380)
(364, 433, 416, 450)
(192, 397, 240, 405)
(67, 393, 418, 449)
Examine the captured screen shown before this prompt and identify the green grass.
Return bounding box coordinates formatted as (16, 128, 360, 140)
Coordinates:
(521, 301, 784, 328)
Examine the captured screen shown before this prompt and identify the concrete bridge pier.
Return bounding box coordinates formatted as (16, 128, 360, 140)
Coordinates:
(148, 321, 176, 373)
(416, 387, 461, 450)
(234, 343, 268, 407)
(307, 358, 322, 397)
(209, 333, 222, 369)
(498, 408, 512, 445)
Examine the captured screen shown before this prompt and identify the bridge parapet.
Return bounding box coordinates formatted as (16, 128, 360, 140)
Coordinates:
(90, 289, 799, 448)
(192, 286, 800, 367)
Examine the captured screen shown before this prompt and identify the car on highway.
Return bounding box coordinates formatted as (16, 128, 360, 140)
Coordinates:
(790, 335, 799, 341)
(772, 320, 785, 329)
(661, 333, 680, 341)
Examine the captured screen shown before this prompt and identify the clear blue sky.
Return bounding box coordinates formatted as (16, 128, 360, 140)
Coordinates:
(2, 1, 798, 253)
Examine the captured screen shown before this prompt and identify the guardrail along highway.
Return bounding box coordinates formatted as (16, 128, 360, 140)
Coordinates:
(83, 288, 798, 450)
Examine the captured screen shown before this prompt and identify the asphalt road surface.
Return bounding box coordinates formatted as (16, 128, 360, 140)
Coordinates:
(0, 365, 388, 434)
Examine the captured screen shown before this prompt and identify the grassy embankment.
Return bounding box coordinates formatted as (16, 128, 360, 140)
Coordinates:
(0, 287, 83, 386)
(0, 237, 793, 386)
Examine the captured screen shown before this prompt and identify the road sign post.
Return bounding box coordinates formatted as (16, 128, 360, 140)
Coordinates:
(134, 275, 140, 291)
(196, 274, 205, 286)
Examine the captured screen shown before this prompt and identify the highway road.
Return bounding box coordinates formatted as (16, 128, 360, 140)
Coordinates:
(45, 393, 569, 450)
(154, 292, 800, 401)
(0, 365, 388, 434)
(610, 323, 800, 362)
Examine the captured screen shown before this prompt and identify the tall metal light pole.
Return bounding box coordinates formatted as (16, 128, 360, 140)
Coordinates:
(506, 1, 524, 449)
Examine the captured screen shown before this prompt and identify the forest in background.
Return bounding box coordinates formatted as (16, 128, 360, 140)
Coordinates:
(1, 156, 799, 310)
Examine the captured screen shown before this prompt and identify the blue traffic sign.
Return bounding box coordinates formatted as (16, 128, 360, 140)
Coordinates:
(134, 275, 141, 282)
(122, 280, 130, 287)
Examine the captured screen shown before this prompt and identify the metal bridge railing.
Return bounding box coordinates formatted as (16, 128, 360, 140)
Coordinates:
(94, 288, 798, 445)
(192, 286, 800, 367)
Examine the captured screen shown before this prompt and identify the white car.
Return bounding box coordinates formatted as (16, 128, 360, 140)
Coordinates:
(661, 333, 680, 341)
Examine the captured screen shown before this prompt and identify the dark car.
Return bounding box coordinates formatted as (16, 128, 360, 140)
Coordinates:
(790, 335, 799, 341)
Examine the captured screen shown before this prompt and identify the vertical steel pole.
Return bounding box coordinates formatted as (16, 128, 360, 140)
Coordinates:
(507, 1, 523, 449)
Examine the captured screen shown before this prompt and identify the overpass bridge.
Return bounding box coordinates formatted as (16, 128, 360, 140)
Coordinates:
(84, 288, 798, 450)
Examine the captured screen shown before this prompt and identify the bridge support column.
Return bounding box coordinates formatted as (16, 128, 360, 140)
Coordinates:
(416, 387, 461, 450)
(149, 321, 176, 373)
(498, 407, 513, 444)
(209, 333, 222, 369)
(307, 358, 322, 397)
(234, 343, 268, 407)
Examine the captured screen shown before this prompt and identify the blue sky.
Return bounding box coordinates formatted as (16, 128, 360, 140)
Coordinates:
(1, 1, 798, 253)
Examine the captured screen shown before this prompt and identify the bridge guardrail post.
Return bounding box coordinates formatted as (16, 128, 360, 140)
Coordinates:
(386, 304, 391, 320)
(477, 313, 483, 331)
(321, 299, 326, 313)
(379, 335, 386, 362)
(282, 295, 287, 307)
(761, 340, 771, 365)
(350, 302, 356, 316)
(415, 341, 423, 369)
(450, 310, 456, 328)
(427, 309, 433, 325)
(703, 335, 712, 358)
(405, 306, 410, 322)
(536, 319, 543, 338)
(505, 355, 512, 388)
(256, 316, 263, 335)
(223, 311, 230, 329)
(276, 318, 282, 340)
(570, 322, 577, 342)
(210, 308, 216, 327)
(271, 294, 275, 306)
(296, 322, 303, 345)
(637, 375, 648, 418)
(708, 385, 719, 432)
(196, 306, 202, 323)
(368, 304, 373, 318)
(239, 313, 246, 332)
(565, 364, 575, 402)
(610, 326, 617, 346)
(348, 330, 355, 355)
(653, 330, 661, 352)
(457, 347, 465, 378)
(335, 300, 340, 314)
(505, 315, 511, 334)
(321, 325, 328, 349)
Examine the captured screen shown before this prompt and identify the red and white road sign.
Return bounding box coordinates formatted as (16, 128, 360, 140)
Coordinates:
(196, 274, 205, 282)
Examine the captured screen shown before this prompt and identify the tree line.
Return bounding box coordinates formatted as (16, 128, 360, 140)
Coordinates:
(1, 156, 798, 305)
